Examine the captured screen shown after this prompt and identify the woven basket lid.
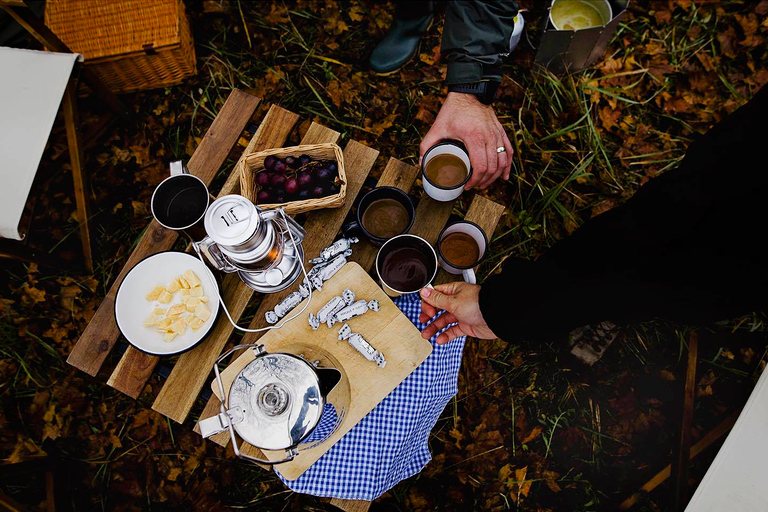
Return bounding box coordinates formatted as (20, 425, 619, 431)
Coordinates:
(45, 0, 184, 60)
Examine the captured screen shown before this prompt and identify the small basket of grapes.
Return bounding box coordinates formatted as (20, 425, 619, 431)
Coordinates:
(239, 143, 346, 214)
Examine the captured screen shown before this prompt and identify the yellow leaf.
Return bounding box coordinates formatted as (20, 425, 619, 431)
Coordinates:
(167, 466, 182, 482)
(521, 426, 542, 445)
(498, 463, 513, 482)
(22, 284, 46, 304)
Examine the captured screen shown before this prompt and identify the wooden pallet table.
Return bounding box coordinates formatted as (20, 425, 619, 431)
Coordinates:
(66, 88, 506, 512)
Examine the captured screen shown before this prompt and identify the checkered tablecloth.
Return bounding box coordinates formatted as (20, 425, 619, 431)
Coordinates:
(276, 292, 466, 500)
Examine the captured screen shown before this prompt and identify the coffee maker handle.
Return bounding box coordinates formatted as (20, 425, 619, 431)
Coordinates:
(193, 237, 238, 273)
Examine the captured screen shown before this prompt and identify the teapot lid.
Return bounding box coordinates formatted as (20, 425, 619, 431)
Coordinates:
(227, 352, 324, 451)
(204, 195, 261, 247)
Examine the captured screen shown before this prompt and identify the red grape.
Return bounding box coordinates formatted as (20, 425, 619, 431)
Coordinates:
(275, 193, 286, 203)
(264, 155, 276, 170)
(299, 155, 311, 166)
(255, 172, 270, 186)
(298, 189, 310, 200)
(327, 161, 338, 173)
(312, 186, 325, 197)
(271, 174, 286, 187)
(297, 171, 313, 189)
(285, 177, 299, 195)
(257, 190, 272, 203)
(273, 160, 287, 174)
(285, 156, 298, 169)
(328, 184, 340, 195)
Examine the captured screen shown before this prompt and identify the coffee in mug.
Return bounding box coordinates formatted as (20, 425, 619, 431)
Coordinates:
(424, 154, 468, 188)
(362, 198, 411, 239)
(375, 234, 438, 297)
(436, 221, 488, 284)
(344, 186, 415, 245)
(421, 140, 472, 202)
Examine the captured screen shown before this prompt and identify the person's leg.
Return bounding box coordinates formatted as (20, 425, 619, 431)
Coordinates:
(369, 1, 433, 75)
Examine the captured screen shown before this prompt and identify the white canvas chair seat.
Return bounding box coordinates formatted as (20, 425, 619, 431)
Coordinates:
(685, 367, 768, 511)
(0, 46, 80, 240)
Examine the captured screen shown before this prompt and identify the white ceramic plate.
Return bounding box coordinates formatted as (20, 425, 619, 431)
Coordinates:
(115, 251, 220, 356)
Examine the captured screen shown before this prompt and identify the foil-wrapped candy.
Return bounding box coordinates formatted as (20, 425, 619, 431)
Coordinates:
(299, 283, 311, 298)
(327, 299, 380, 327)
(265, 311, 279, 324)
(337, 323, 386, 368)
(310, 237, 359, 264)
(274, 291, 304, 318)
(305, 254, 347, 291)
(317, 296, 347, 323)
(308, 313, 320, 330)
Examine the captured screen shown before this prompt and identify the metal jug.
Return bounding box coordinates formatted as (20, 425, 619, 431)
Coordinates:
(199, 344, 349, 465)
(194, 194, 306, 293)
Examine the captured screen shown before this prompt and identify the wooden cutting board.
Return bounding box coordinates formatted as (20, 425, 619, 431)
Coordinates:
(211, 261, 432, 480)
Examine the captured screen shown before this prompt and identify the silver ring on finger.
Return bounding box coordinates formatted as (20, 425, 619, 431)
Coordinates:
(496, 146, 506, 153)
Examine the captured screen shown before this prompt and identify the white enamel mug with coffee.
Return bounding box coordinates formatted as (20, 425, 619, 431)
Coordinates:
(421, 140, 472, 202)
(436, 221, 488, 284)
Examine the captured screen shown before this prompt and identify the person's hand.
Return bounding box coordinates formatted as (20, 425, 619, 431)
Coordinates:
(419, 92, 513, 190)
(419, 282, 498, 345)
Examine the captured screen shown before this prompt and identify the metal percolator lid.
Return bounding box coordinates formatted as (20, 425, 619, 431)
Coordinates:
(204, 195, 261, 248)
(227, 352, 324, 451)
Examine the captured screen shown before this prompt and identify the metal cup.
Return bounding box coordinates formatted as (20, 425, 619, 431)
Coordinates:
(421, 140, 472, 202)
(151, 161, 209, 241)
(375, 234, 438, 298)
(343, 186, 415, 246)
(436, 221, 488, 284)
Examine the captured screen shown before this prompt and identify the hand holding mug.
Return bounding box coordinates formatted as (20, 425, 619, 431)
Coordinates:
(419, 282, 497, 345)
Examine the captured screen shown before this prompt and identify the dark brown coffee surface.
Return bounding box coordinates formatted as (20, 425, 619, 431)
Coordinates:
(440, 232, 480, 267)
(361, 198, 410, 239)
(381, 247, 430, 291)
(425, 154, 468, 188)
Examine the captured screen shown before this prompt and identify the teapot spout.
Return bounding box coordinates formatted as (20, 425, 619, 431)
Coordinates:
(315, 367, 341, 398)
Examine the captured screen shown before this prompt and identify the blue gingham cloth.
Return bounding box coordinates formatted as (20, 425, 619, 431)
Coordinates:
(276, 292, 466, 500)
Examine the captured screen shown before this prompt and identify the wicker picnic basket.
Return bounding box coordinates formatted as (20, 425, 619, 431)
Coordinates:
(45, 0, 196, 94)
(239, 143, 347, 215)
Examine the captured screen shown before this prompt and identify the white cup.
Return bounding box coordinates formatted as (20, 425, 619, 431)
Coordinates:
(436, 221, 488, 284)
(375, 234, 438, 298)
(421, 141, 472, 202)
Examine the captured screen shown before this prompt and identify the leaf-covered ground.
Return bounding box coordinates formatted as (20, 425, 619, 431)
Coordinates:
(2, 1, 768, 510)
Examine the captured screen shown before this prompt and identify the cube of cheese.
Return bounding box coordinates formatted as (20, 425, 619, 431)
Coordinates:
(180, 289, 190, 298)
(184, 269, 202, 288)
(194, 303, 211, 322)
(178, 277, 190, 289)
(167, 279, 181, 294)
(169, 320, 187, 336)
(152, 308, 166, 316)
(158, 290, 173, 304)
(186, 297, 200, 308)
(145, 286, 165, 301)
(189, 317, 205, 331)
(199, 296, 209, 303)
(167, 304, 186, 317)
(144, 315, 160, 327)
(190, 287, 203, 298)
(158, 317, 173, 330)
(164, 332, 178, 342)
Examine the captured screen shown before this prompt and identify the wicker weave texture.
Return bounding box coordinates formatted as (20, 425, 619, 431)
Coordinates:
(45, 0, 196, 93)
(240, 143, 347, 215)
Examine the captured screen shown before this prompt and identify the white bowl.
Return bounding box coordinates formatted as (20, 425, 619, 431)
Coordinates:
(115, 251, 220, 356)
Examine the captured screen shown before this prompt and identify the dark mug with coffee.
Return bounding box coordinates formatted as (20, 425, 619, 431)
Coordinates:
(436, 221, 488, 284)
(375, 234, 438, 297)
(343, 186, 415, 245)
(151, 160, 210, 241)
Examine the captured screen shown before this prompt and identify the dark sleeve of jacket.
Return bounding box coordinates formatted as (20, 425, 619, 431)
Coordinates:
(441, 0, 518, 84)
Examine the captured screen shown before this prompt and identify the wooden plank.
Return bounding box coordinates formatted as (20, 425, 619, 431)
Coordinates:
(197, 139, 378, 443)
(107, 105, 299, 398)
(62, 77, 93, 273)
(349, 158, 419, 273)
(67, 90, 260, 376)
(435, 195, 506, 286)
(329, 499, 372, 512)
(153, 124, 349, 423)
(673, 331, 699, 512)
(410, 193, 458, 246)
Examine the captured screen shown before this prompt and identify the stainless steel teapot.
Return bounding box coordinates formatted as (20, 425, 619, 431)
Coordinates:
(199, 344, 348, 465)
(194, 194, 306, 293)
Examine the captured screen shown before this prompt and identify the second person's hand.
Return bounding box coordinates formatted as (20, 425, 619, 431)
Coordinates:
(419, 281, 498, 345)
(419, 92, 513, 190)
